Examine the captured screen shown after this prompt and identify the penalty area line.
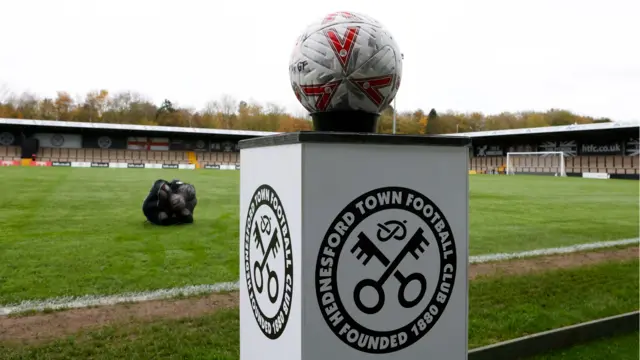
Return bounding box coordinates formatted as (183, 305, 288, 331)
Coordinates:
(1, 238, 638, 316)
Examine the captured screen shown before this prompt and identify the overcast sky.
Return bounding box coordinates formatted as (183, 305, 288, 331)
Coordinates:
(0, 0, 638, 122)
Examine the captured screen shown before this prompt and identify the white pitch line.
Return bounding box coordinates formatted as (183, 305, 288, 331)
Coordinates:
(1, 238, 638, 316)
(469, 238, 639, 264)
(0, 281, 240, 316)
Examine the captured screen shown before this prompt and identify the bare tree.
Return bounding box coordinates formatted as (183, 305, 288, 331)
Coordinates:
(265, 102, 286, 115)
(203, 100, 221, 115)
(0, 83, 12, 103)
(219, 94, 237, 116)
(293, 109, 311, 120)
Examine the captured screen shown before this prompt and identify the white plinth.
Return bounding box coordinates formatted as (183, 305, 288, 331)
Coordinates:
(239, 132, 471, 360)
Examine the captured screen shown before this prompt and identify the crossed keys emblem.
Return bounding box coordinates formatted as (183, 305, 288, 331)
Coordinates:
(253, 218, 281, 304)
(350, 226, 430, 314)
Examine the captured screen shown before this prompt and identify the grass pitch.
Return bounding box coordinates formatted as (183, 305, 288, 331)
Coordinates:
(0, 168, 638, 303)
(1, 259, 637, 359)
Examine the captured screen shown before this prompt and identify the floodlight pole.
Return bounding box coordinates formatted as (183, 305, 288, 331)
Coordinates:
(392, 53, 404, 135)
(392, 96, 397, 134)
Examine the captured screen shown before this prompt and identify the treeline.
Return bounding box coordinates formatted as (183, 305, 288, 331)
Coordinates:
(0, 88, 612, 134)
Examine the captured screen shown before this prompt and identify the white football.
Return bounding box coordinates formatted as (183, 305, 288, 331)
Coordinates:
(289, 11, 403, 116)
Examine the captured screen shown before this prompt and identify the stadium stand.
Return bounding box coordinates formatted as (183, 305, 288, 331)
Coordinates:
(0, 145, 20, 162)
(468, 153, 638, 175)
(0, 145, 240, 167)
(0, 118, 638, 179)
(450, 121, 640, 179)
(493, 155, 634, 175)
(35, 148, 188, 165)
(0, 118, 269, 169)
(0, 144, 241, 168)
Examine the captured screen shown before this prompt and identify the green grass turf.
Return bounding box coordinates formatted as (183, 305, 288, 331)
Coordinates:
(0, 259, 637, 359)
(469, 175, 639, 254)
(531, 331, 639, 360)
(468, 258, 639, 347)
(0, 168, 637, 303)
(0, 168, 240, 304)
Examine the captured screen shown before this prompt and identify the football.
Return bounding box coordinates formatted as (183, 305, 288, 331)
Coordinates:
(289, 11, 403, 132)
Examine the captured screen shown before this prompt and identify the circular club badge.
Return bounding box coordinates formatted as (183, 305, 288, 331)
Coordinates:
(98, 136, 112, 149)
(0, 132, 15, 146)
(51, 134, 65, 147)
(244, 184, 294, 340)
(315, 186, 457, 354)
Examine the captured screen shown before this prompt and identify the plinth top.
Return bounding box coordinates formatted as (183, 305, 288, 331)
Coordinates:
(238, 131, 472, 150)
